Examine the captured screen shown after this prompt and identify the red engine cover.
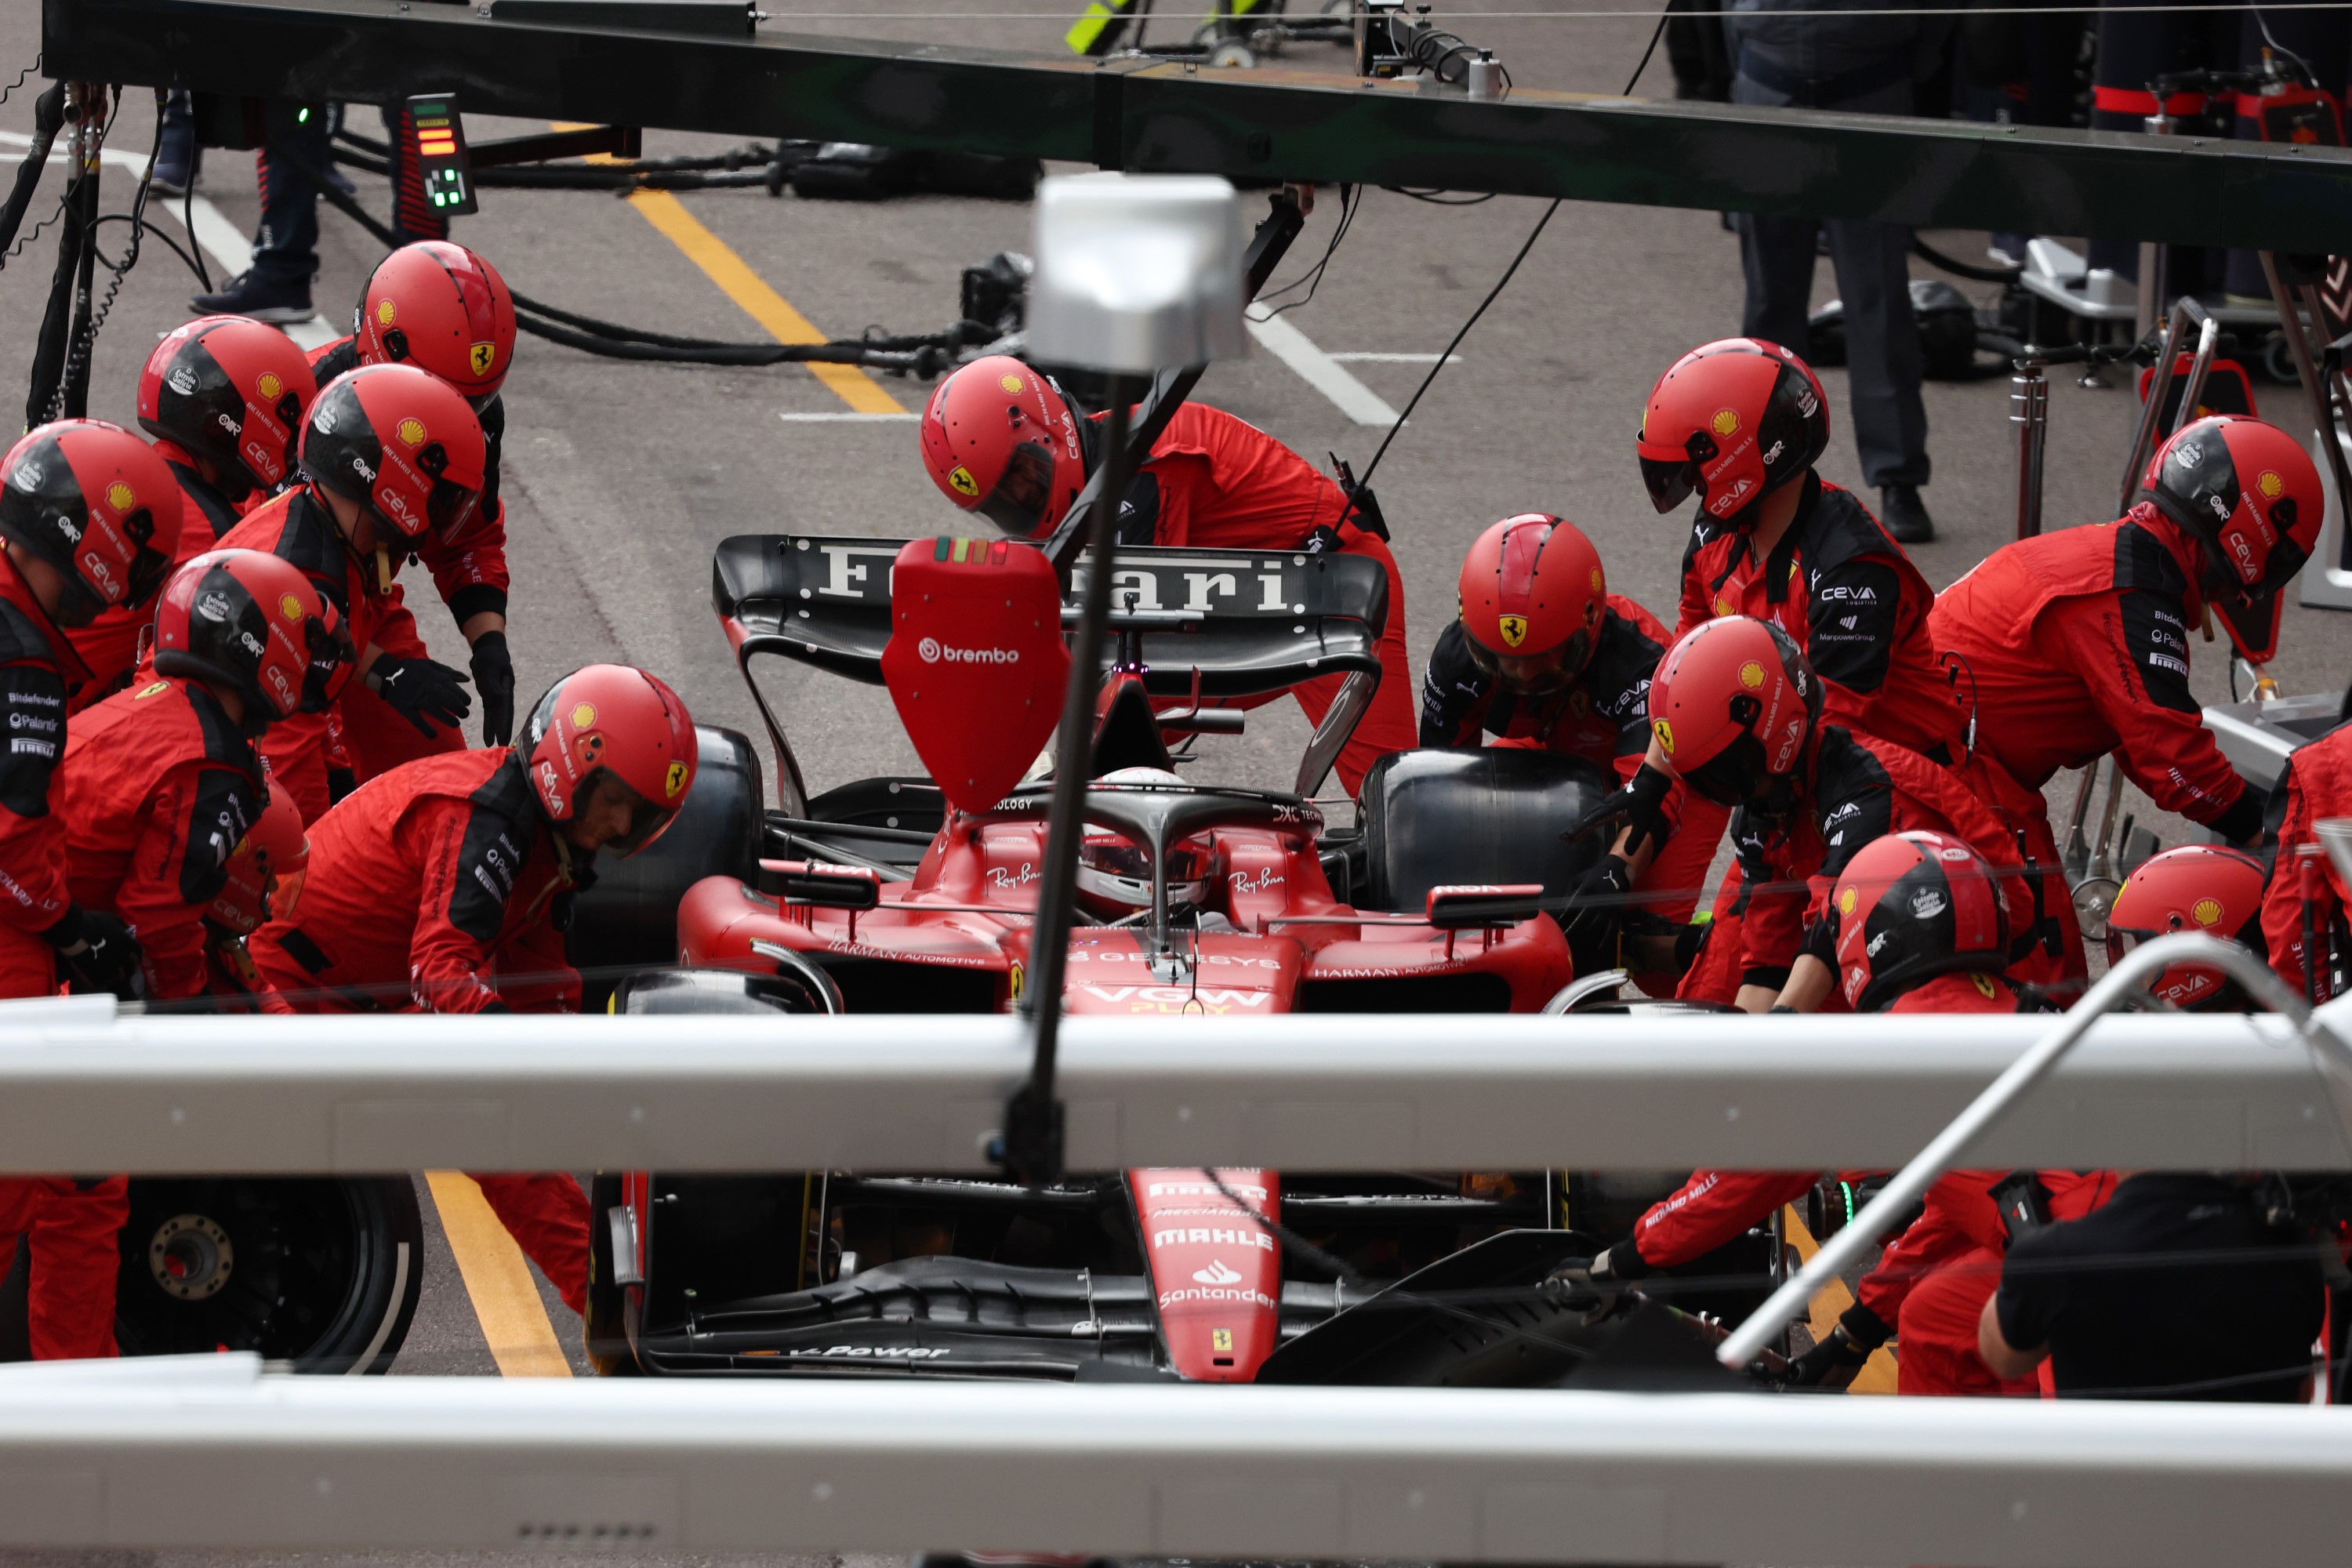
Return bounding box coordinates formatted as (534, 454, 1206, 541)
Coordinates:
(1131, 1168, 1282, 1382)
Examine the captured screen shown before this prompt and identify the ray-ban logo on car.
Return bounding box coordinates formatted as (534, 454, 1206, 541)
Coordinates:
(917, 636, 1017, 665)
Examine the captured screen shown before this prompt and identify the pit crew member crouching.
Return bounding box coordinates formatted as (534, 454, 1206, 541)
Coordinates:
(249, 662, 698, 1313)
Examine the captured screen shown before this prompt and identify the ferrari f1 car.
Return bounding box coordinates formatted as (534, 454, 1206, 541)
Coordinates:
(560, 528, 1777, 1385)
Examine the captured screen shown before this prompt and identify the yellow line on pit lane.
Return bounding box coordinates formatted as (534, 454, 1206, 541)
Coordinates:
(552, 123, 906, 416)
(1781, 1203, 1899, 1395)
(425, 1171, 573, 1378)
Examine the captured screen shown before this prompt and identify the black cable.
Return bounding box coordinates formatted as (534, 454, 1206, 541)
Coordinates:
(1385, 187, 1498, 205)
(1911, 234, 2024, 284)
(53, 92, 162, 420)
(0, 81, 65, 262)
(1254, 183, 1357, 318)
(181, 169, 210, 292)
(0, 52, 35, 111)
(1623, 0, 1675, 93)
(92, 212, 207, 285)
(1354, 196, 1560, 492)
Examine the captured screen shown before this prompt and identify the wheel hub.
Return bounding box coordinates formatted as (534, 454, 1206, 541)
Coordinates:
(147, 1213, 234, 1301)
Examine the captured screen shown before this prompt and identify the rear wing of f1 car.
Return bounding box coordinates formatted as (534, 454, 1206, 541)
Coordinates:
(714, 532, 1389, 808)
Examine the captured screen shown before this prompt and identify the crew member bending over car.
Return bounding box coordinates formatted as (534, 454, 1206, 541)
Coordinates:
(1418, 514, 1707, 982)
(308, 240, 522, 753)
(1643, 616, 2058, 1013)
(916, 354, 1414, 795)
(1932, 414, 2320, 861)
(214, 364, 486, 824)
(250, 662, 699, 1312)
(0, 419, 184, 1363)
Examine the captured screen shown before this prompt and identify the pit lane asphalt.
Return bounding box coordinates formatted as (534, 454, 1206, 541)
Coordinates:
(2, 0, 2345, 1555)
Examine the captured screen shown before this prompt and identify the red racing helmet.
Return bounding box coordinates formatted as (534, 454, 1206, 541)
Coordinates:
(355, 240, 518, 402)
(136, 314, 318, 499)
(1646, 615, 1821, 819)
(300, 364, 486, 549)
(2140, 414, 2322, 664)
(521, 663, 699, 856)
(1637, 338, 1828, 529)
(1831, 830, 2012, 1012)
(1456, 514, 1607, 695)
(209, 778, 309, 935)
(2107, 844, 2269, 1010)
(918, 354, 1087, 539)
(153, 549, 343, 735)
(0, 419, 181, 624)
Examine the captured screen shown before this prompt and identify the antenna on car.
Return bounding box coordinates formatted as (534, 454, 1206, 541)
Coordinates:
(1001, 172, 1251, 1186)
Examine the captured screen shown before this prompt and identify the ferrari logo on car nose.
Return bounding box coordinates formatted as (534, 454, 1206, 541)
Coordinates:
(1211, 1328, 1232, 1353)
(1497, 615, 1527, 648)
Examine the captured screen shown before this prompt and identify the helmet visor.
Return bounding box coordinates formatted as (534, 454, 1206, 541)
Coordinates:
(975, 441, 1058, 539)
(597, 771, 682, 858)
(426, 470, 481, 543)
(1463, 626, 1588, 695)
(1639, 452, 1698, 515)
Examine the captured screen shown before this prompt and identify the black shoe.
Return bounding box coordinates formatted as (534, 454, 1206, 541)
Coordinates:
(191, 269, 315, 325)
(1879, 485, 1933, 544)
(151, 139, 197, 198)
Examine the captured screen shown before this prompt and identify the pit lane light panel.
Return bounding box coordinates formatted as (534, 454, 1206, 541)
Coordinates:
(407, 93, 478, 216)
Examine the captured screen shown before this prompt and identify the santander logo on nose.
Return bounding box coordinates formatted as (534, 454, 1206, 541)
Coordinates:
(1192, 1259, 1243, 1286)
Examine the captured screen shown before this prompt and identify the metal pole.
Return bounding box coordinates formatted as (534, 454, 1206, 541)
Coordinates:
(2011, 358, 2049, 539)
(2118, 301, 2194, 514)
(1717, 933, 2319, 1370)
(1005, 380, 1139, 1184)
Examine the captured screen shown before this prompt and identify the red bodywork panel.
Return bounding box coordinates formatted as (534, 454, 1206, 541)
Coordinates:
(1131, 1169, 1283, 1382)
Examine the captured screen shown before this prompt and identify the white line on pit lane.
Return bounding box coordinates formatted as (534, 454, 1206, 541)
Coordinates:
(1327, 352, 1463, 364)
(1243, 309, 1401, 427)
(778, 411, 920, 423)
(2, 133, 345, 350)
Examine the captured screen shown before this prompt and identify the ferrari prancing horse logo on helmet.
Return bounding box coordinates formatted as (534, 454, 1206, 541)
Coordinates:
(1497, 615, 1527, 648)
(665, 760, 688, 799)
(1653, 720, 1675, 756)
(470, 342, 498, 377)
(946, 466, 980, 498)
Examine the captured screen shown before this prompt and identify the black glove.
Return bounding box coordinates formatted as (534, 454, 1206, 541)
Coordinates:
(468, 630, 515, 748)
(1618, 762, 1675, 861)
(41, 905, 145, 999)
(367, 654, 473, 738)
(1784, 1305, 1889, 1390)
(1301, 524, 1347, 556)
(1562, 852, 1635, 966)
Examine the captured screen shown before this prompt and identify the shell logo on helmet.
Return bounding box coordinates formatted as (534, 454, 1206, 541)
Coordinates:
(2258, 470, 2284, 499)
(1836, 885, 1857, 916)
(395, 417, 426, 448)
(1498, 615, 1527, 648)
(1737, 659, 1766, 691)
(278, 593, 303, 622)
(1711, 408, 1740, 437)
(376, 300, 397, 327)
(2190, 896, 2223, 927)
(666, 760, 688, 798)
(572, 702, 597, 730)
(1588, 568, 1603, 593)
(999, 373, 1024, 394)
(104, 481, 136, 513)
(257, 372, 284, 401)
